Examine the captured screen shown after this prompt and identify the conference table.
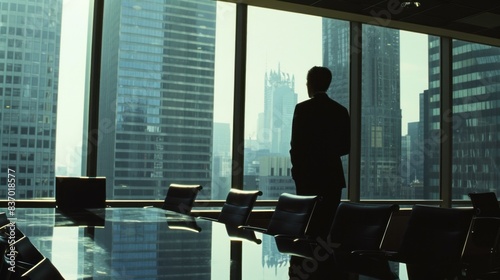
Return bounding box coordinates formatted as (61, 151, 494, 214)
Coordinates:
(8, 207, 291, 279)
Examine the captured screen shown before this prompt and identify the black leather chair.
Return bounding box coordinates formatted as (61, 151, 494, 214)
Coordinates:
(200, 189, 263, 243)
(216, 189, 263, 226)
(0, 213, 9, 228)
(328, 202, 400, 279)
(162, 184, 203, 214)
(20, 257, 64, 280)
(276, 202, 399, 279)
(2, 236, 45, 279)
(460, 216, 500, 280)
(354, 204, 474, 280)
(240, 193, 318, 238)
(469, 192, 500, 217)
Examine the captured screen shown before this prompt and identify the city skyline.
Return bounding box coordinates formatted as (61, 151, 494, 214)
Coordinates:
(55, 2, 428, 177)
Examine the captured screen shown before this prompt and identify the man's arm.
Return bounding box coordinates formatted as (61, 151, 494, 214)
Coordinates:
(338, 108, 351, 156)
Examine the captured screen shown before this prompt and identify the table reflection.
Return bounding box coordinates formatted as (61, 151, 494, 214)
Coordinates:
(8, 208, 291, 280)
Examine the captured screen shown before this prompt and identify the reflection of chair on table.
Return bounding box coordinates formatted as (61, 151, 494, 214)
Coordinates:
(162, 184, 203, 215)
(166, 214, 202, 233)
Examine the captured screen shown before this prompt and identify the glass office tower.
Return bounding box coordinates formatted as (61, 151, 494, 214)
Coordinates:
(0, 0, 62, 198)
(323, 21, 401, 199)
(425, 38, 500, 198)
(98, 0, 216, 200)
(97, 0, 216, 279)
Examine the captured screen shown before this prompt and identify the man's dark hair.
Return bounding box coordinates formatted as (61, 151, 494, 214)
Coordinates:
(307, 66, 332, 92)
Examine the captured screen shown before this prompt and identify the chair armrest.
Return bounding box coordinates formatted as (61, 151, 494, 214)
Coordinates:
(238, 225, 267, 233)
(197, 216, 218, 222)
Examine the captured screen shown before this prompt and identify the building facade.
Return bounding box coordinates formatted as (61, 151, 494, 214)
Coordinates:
(424, 38, 500, 198)
(0, 0, 62, 198)
(97, 0, 216, 200)
(323, 20, 401, 199)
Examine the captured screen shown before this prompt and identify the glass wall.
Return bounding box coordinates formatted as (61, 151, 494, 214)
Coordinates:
(452, 40, 500, 199)
(360, 26, 437, 200)
(0, 0, 88, 199)
(244, 6, 350, 202)
(96, 0, 235, 200)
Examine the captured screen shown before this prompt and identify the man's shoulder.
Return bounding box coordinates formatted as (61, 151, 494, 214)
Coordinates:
(297, 94, 347, 110)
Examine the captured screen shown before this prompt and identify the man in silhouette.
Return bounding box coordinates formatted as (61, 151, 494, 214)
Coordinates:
(289, 66, 350, 279)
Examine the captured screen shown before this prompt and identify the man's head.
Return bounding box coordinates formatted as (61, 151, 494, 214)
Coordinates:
(306, 66, 332, 98)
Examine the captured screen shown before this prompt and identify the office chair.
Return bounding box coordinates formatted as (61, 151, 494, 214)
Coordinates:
(353, 204, 474, 280)
(468, 192, 500, 217)
(55, 176, 106, 211)
(277, 202, 399, 279)
(200, 189, 263, 243)
(327, 202, 400, 279)
(2, 236, 45, 279)
(460, 216, 500, 280)
(240, 193, 318, 239)
(20, 257, 64, 280)
(0, 213, 9, 228)
(162, 184, 203, 214)
(216, 189, 263, 226)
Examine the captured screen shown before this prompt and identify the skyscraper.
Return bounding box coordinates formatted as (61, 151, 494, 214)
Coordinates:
(0, 0, 63, 198)
(97, 0, 216, 200)
(424, 38, 500, 198)
(95, 0, 216, 279)
(260, 66, 297, 155)
(323, 20, 401, 199)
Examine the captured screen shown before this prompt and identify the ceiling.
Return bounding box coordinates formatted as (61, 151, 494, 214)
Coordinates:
(273, 0, 500, 45)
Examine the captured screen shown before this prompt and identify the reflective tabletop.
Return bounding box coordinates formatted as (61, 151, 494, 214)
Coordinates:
(7, 208, 290, 280)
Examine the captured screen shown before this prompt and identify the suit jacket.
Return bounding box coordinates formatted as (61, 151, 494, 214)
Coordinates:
(290, 93, 350, 196)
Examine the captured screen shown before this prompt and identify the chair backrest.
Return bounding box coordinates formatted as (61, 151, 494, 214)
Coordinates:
(162, 184, 202, 214)
(329, 202, 399, 280)
(21, 257, 64, 280)
(329, 202, 399, 251)
(0, 212, 9, 228)
(3, 236, 46, 278)
(217, 189, 263, 226)
(469, 192, 500, 217)
(398, 205, 473, 278)
(55, 176, 106, 211)
(461, 216, 500, 278)
(266, 193, 318, 236)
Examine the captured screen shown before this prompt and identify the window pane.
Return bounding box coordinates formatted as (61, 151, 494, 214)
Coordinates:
(244, 7, 349, 278)
(360, 26, 437, 200)
(97, 0, 234, 200)
(452, 40, 500, 198)
(0, 0, 90, 199)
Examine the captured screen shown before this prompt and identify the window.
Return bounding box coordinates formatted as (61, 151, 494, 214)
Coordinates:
(452, 40, 500, 199)
(360, 26, 436, 200)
